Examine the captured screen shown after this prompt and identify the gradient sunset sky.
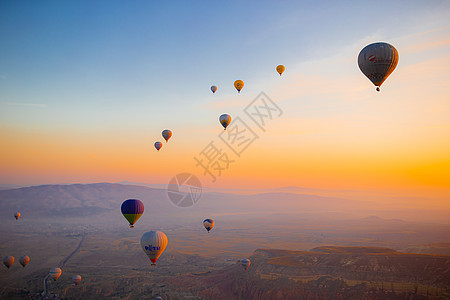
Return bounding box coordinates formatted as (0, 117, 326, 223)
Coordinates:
(1, 1, 449, 204)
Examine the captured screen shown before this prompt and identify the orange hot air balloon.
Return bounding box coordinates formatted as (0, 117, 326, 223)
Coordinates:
(234, 80, 244, 93)
(276, 65, 285, 76)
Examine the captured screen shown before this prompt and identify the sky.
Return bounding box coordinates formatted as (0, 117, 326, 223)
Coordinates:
(0, 1, 449, 205)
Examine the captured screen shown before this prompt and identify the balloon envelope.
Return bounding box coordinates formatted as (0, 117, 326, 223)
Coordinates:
(141, 231, 168, 265)
(3, 256, 14, 269)
(154, 141, 163, 151)
(14, 212, 20, 220)
(234, 80, 244, 93)
(49, 268, 62, 281)
(211, 85, 217, 93)
(203, 219, 215, 232)
(162, 130, 172, 142)
(241, 258, 251, 271)
(276, 65, 285, 76)
(19, 256, 30, 267)
(358, 42, 399, 91)
(72, 275, 82, 286)
(121, 199, 144, 228)
(219, 114, 231, 130)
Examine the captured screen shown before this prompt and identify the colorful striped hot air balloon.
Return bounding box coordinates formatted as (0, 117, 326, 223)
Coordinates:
(121, 199, 144, 228)
(3, 256, 14, 269)
(72, 275, 82, 286)
(49, 268, 62, 281)
(19, 256, 30, 268)
(219, 114, 231, 130)
(203, 219, 215, 232)
(154, 141, 163, 151)
(162, 130, 172, 142)
(241, 258, 251, 271)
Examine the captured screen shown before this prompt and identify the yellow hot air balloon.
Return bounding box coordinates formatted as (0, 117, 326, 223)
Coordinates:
(276, 65, 285, 76)
(234, 80, 244, 93)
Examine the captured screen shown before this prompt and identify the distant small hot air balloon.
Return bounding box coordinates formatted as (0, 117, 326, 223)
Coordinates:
(49, 268, 62, 281)
(14, 211, 20, 220)
(72, 275, 82, 286)
(203, 219, 215, 232)
(211, 85, 217, 94)
(141, 231, 168, 266)
(155, 297, 163, 300)
(234, 80, 244, 93)
(241, 258, 251, 271)
(121, 199, 144, 228)
(358, 42, 399, 92)
(219, 114, 231, 130)
(3, 256, 14, 269)
(19, 256, 30, 268)
(276, 65, 285, 76)
(154, 141, 163, 151)
(162, 130, 172, 143)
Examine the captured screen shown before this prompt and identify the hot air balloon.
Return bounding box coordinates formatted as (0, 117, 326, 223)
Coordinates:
(358, 42, 399, 92)
(276, 65, 285, 76)
(14, 211, 20, 220)
(162, 130, 172, 143)
(234, 80, 244, 93)
(141, 231, 168, 266)
(49, 268, 62, 281)
(72, 275, 82, 286)
(211, 85, 217, 94)
(19, 256, 30, 268)
(219, 114, 231, 130)
(241, 258, 251, 271)
(155, 297, 163, 300)
(3, 256, 14, 269)
(203, 219, 215, 232)
(121, 199, 144, 228)
(154, 141, 163, 151)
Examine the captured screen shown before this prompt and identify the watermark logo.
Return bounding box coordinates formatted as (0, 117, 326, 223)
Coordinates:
(167, 173, 202, 208)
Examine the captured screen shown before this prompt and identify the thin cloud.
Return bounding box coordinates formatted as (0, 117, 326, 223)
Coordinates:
(1, 102, 47, 108)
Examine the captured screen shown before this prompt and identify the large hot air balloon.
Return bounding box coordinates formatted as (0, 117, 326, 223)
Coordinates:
(276, 65, 285, 76)
(72, 275, 82, 286)
(203, 219, 215, 232)
(234, 80, 244, 93)
(121, 199, 144, 228)
(358, 42, 399, 92)
(49, 268, 62, 281)
(219, 114, 231, 130)
(19, 256, 30, 268)
(211, 85, 217, 94)
(154, 141, 163, 151)
(162, 130, 172, 143)
(141, 231, 168, 266)
(14, 211, 20, 220)
(3, 256, 14, 269)
(240, 258, 251, 271)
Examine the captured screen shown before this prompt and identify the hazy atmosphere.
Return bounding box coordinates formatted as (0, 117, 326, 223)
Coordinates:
(1, 1, 449, 299)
